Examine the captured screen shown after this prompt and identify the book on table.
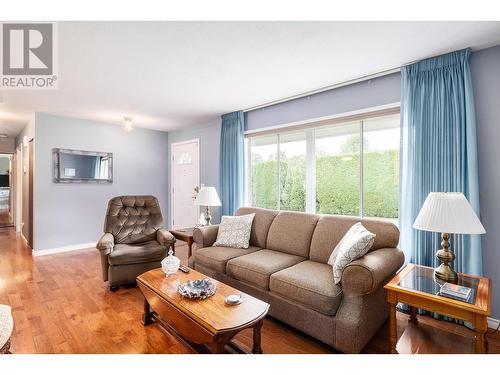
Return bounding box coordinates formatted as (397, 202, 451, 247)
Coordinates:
(439, 282, 472, 301)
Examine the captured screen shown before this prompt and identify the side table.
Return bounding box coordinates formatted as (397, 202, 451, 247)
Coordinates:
(169, 228, 195, 258)
(384, 263, 491, 354)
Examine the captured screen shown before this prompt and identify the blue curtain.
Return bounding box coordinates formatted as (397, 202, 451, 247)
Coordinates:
(399, 48, 482, 276)
(219, 111, 245, 216)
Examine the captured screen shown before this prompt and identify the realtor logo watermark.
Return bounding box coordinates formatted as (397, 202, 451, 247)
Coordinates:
(1, 22, 58, 89)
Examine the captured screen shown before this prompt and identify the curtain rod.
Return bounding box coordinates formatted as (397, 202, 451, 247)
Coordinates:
(242, 66, 401, 113)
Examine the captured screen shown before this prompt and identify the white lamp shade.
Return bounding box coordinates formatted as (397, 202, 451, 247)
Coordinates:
(194, 186, 221, 207)
(413, 192, 485, 234)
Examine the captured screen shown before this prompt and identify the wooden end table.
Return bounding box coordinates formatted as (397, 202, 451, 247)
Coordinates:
(384, 263, 491, 354)
(170, 228, 195, 258)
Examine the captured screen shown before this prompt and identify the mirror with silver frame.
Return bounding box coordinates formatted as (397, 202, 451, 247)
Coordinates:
(53, 148, 113, 183)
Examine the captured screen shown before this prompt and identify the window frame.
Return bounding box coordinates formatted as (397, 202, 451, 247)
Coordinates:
(245, 105, 400, 218)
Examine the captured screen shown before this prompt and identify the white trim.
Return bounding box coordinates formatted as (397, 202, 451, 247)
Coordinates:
(244, 102, 400, 136)
(276, 134, 281, 210)
(488, 317, 500, 330)
(15, 146, 22, 233)
(244, 137, 251, 206)
(170, 138, 200, 229)
(305, 129, 315, 214)
(33, 242, 96, 257)
(359, 120, 364, 217)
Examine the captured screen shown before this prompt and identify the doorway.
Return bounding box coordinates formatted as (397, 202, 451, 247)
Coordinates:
(170, 139, 200, 229)
(0, 154, 13, 228)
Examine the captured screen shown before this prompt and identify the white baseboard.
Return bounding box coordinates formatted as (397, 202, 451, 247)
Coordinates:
(488, 317, 500, 330)
(33, 242, 96, 257)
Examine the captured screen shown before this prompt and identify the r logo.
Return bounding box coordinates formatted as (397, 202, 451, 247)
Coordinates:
(2, 23, 53, 75)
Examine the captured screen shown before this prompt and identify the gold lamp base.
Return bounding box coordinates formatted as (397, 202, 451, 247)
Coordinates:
(434, 232, 458, 282)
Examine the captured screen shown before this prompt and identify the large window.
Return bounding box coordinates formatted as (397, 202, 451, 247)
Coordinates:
(246, 111, 400, 221)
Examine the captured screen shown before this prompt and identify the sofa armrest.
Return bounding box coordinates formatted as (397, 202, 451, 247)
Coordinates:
(157, 228, 176, 247)
(96, 233, 114, 255)
(341, 247, 405, 296)
(193, 225, 219, 248)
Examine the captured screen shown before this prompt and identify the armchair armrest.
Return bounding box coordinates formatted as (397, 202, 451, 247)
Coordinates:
(193, 225, 219, 248)
(157, 228, 176, 247)
(341, 247, 405, 296)
(96, 233, 114, 255)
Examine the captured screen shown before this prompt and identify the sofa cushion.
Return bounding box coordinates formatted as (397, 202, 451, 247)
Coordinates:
(226, 249, 305, 290)
(328, 222, 376, 284)
(270, 261, 342, 316)
(213, 214, 255, 248)
(195, 246, 261, 274)
(309, 215, 400, 264)
(108, 241, 167, 266)
(266, 211, 319, 257)
(236, 207, 279, 248)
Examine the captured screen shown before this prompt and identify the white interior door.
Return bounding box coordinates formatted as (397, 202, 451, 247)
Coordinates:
(171, 139, 200, 229)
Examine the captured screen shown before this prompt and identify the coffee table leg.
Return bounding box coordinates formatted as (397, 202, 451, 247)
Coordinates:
(252, 320, 263, 354)
(143, 298, 153, 326)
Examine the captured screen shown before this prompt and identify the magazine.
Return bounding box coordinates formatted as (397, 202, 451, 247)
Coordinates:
(439, 282, 472, 301)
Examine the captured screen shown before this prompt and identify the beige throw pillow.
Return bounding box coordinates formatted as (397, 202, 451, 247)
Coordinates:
(328, 222, 376, 284)
(213, 213, 255, 249)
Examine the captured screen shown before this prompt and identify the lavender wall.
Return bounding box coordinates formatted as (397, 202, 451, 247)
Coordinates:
(245, 72, 401, 130)
(34, 113, 170, 251)
(471, 44, 500, 319)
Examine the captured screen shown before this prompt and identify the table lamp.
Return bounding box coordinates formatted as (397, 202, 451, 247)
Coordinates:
(413, 192, 486, 282)
(194, 186, 221, 226)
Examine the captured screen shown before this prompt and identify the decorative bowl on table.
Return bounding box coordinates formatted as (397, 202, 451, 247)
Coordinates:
(178, 278, 217, 300)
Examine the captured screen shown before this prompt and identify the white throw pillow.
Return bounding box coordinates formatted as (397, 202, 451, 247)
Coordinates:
(213, 213, 255, 249)
(328, 222, 376, 284)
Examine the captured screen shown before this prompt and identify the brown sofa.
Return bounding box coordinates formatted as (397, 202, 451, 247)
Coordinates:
(189, 207, 404, 353)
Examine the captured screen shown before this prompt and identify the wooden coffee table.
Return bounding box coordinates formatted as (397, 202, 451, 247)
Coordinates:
(137, 267, 270, 354)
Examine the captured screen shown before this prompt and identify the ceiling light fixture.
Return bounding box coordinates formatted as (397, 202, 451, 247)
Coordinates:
(123, 116, 133, 132)
(0, 134, 7, 138)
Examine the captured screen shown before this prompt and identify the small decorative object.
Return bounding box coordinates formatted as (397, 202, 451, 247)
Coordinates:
(193, 186, 221, 226)
(178, 278, 217, 300)
(413, 192, 486, 282)
(161, 249, 180, 276)
(193, 185, 200, 200)
(225, 294, 243, 305)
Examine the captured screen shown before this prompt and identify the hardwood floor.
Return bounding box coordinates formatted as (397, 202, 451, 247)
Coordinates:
(1, 227, 499, 354)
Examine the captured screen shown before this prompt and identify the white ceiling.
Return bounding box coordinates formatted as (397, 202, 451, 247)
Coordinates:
(1, 21, 500, 137)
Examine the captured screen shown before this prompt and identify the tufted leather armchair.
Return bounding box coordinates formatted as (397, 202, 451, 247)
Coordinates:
(96, 195, 175, 290)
